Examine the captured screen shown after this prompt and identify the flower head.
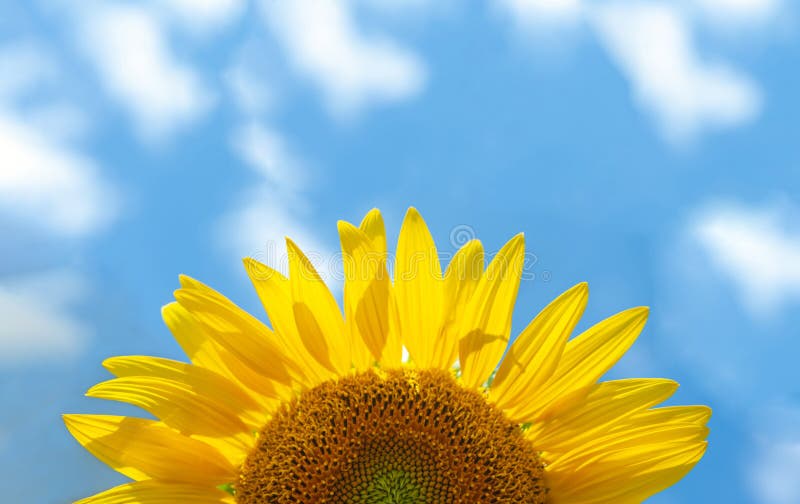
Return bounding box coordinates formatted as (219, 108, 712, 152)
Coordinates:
(65, 208, 709, 503)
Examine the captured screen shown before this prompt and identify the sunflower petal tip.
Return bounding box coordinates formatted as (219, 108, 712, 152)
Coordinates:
(573, 281, 589, 294)
(337, 220, 357, 233)
(100, 356, 118, 372)
(160, 302, 175, 315)
(462, 238, 483, 252)
(172, 288, 184, 302)
(508, 232, 525, 250)
(243, 257, 266, 278)
(285, 237, 306, 255)
(625, 306, 650, 328)
(359, 208, 382, 221)
(405, 206, 422, 220)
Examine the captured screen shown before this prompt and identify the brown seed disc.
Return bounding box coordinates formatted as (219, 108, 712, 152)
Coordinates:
(236, 368, 546, 503)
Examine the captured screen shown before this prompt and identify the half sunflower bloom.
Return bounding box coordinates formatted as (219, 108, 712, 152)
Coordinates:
(65, 208, 709, 503)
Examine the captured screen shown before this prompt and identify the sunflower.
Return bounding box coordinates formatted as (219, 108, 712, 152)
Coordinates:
(65, 208, 709, 503)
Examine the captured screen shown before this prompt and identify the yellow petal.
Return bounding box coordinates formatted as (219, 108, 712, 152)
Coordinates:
(394, 207, 443, 367)
(63, 415, 235, 484)
(174, 276, 295, 388)
(490, 282, 588, 414)
(162, 301, 287, 408)
(526, 378, 678, 453)
(359, 208, 387, 256)
(162, 302, 232, 378)
(244, 258, 333, 386)
(339, 220, 399, 368)
(102, 356, 267, 431)
(627, 405, 713, 426)
(74, 480, 235, 504)
(546, 405, 709, 498)
(547, 441, 707, 504)
(508, 306, 649, 422)
(551, 422, 709, 469)
(86, 376, 254, 464)
(431, 239, 484, 370)
(286, 238, 350, 374)
(458, 233, 525, 388)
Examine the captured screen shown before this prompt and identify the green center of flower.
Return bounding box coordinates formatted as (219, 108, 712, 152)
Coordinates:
(235, 368, 547, 503)
(361, 469, 421, 503)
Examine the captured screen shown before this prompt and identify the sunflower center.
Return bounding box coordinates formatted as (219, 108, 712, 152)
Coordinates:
(236, 368, 546, 503)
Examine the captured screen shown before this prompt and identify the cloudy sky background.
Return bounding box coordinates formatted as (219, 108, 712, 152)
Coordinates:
(1, 0, 799, 502)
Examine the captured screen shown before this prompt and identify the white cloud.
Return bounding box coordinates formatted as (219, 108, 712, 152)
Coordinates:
(751, 438, 800, 504)
(0, 112, 116, 237)
(0, 43, 111, 371)
(494, 0, 773, 143)
(0, 41, 90, 141)
(231, 122, 307, 190)
(753, 440, 800, 504)
(259, 0, 426, 117)
(226, 66, 271, 117)
(225, 47, 276, 118)
(22, 102, 91, 144)
(155, 0, 245, 34)
(692, 201, 800, 316)
(659, 205, 800, 503)
(590, 2, 761, 143)
(0, 270, 89, 366)
(77, 4, 213, 141)
(0, 42, 91, 143)
(219, 123, 337, 283)
(0, 43, 115, 238)
(495, 0, 583, 26)
(357, 0, 442, 11)
(0, 43, 56, 104)
(655, 200, 800, 407)
(693, 0, 781, 27)
(218, 190, 333, 278)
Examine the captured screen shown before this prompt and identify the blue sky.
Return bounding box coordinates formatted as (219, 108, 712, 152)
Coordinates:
(1, 0, 799, 502)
